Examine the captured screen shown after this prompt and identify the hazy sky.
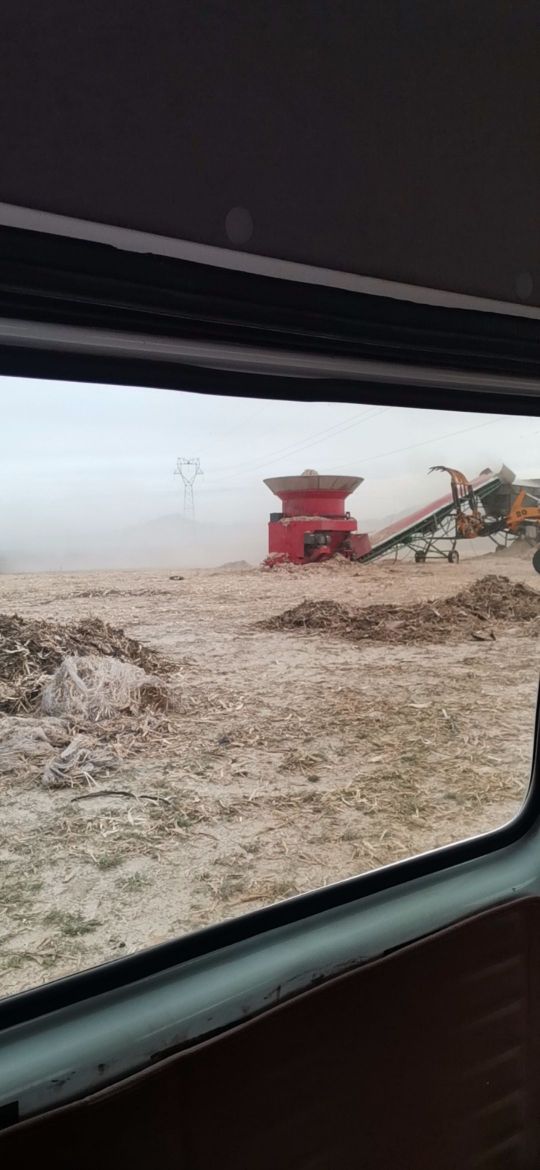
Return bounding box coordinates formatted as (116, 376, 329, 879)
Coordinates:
(1, 376, 538, 568)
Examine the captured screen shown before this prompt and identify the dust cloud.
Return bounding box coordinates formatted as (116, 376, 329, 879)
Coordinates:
(1, 515, 266, 573)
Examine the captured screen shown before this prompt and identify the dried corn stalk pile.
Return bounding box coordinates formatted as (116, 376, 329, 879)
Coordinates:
(0, 613, 171, 714)
(0, 614, 175, 788)
(261, 575, 540, 645)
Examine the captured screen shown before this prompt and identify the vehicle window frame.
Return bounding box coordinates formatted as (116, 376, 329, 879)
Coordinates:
(0, 371, 538, 1029)
(0, 231, 539, 1027)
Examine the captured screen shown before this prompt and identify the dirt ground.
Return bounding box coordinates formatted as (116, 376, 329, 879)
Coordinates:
(1, 552, 539, 996)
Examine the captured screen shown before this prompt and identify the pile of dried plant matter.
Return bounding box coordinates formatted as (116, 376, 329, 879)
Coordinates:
(0, 613, 173, 714)
(261, 575, 540, 645)
(264, 599, 354, 631)
(262, 553, 356, 574)
(457, 575, 540, 620)
(41, 655, 170, 721)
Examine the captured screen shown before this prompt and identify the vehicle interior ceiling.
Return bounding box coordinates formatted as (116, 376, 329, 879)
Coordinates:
(1, 4, 540, 1168)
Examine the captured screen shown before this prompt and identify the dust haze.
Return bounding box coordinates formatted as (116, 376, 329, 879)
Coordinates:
(0, 379, 536, 571)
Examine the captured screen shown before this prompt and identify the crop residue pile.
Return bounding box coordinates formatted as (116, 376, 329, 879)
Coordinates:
(261, 575, 540, 644)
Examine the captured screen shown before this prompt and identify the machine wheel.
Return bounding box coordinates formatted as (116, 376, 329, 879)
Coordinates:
(414, 551, 426, 563)
(533, 548, 540, 575)
(448, 550, 460, 564)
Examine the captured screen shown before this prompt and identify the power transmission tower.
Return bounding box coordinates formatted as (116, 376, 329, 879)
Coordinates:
(175, 457, 203, 519)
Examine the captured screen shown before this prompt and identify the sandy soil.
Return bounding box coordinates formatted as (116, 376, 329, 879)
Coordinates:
(1, 552, 539, 996)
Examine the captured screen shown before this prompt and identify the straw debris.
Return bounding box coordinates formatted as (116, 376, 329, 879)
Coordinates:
(0, 613, 172, 714)
(260, 575, 540, 644)
(0, 613, 177, 790)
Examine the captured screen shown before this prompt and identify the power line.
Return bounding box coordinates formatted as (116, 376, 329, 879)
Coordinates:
(195, 410, 504, 497)
(327, 415, 504, 473)
(204, 405, 389, 487)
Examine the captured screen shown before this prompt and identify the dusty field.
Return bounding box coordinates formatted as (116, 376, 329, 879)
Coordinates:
(1, 553, 539, 996)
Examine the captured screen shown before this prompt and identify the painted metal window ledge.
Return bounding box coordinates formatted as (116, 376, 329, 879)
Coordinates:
(1, 317, 540, 400)
(0, 802, 539, 1123)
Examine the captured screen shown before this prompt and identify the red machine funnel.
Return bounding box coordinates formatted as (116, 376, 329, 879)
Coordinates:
(264, 473, 363, 518)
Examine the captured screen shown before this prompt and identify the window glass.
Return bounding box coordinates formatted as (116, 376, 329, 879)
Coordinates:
(1, 378, 538, 994)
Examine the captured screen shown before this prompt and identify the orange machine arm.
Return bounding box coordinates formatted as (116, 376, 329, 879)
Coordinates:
(429, 465, 472, 498)
(429, 465, 485, 536)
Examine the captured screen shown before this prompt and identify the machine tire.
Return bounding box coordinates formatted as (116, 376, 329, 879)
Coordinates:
(533, 548, 540, 575)
(414, 551, 426, 563)
(448, 550, 460, 564)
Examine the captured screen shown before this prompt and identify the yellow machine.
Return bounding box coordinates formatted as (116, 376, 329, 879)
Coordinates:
(507, 488, 540, 534)
(431, 465, 540, 572)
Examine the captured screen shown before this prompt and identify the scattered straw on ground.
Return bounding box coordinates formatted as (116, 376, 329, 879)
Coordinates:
(260, 574, 540, 644)
(263, 553, 356, 574)
(36, 587, 178, 603)
(0, 560, 538, 993)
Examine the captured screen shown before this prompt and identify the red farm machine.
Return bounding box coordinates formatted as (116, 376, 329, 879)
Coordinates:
(264, 470, 371, 566)
(263, 466, 540, 572)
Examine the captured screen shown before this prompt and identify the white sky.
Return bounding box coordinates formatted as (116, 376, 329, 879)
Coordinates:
(1, 376, 538, 568)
